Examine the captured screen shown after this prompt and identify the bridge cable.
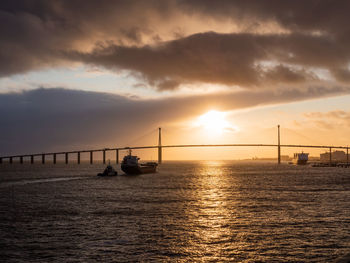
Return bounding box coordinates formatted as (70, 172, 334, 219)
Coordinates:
(122, 128, 158, 147)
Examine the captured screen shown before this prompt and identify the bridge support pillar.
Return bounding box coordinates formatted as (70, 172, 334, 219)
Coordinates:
(20, 156, 23, 164)
(42, 154, 45, 164)
(329, 147, 332, 166)
(9, 157, 12, 164)
(53, 153, 56, 164)
(277, 125, 281, 164)
(65, 153, 68, 164)
(31, 155, 34, 164)
(158, 147, 162, 164)
(77, 152, 80, 164)
(0, 158, 2, 164)
(158, 127, 162, 164)
(103, 150, 106, 164)
(90, 151, 93, 164)
(347, 147, 349, 165)
(116, 149, 119, 164)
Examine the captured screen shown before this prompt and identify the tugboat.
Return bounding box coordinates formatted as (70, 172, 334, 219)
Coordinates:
(121, 150, 158, 175)
(97, 162, 118, 176)
(293, 152, 309, 165)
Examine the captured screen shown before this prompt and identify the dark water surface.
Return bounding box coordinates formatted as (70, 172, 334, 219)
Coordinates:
(0, 162, 349, 262)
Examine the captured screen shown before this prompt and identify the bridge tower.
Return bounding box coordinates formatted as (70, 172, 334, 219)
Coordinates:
(158, 127, 162, 164)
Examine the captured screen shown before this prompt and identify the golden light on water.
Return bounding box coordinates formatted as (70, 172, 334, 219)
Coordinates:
(187, 161, 234, 257)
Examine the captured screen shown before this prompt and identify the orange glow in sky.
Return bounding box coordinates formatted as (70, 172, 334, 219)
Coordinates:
(195, 110, 232, 135)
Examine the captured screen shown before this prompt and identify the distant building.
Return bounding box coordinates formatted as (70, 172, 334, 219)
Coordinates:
(320, 150, 347, 162)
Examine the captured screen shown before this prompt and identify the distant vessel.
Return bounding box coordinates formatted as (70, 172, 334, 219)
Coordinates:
(293, 152, 309, 165)
(97, 163, 118, 176)
(121, 150, 158, 175)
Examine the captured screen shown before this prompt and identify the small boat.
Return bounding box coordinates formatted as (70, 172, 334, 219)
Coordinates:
(293, 152, 309, 165)
(97, 164, 118, 176)
(121, 150, 158, 175)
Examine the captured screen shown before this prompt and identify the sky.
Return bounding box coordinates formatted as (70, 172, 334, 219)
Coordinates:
(1, 0, 350, 160)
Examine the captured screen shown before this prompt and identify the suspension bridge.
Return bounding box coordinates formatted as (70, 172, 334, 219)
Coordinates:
(0, 126, 349, 165)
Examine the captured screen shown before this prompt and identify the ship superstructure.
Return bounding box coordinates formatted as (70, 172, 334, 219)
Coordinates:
(293, 152, 309, 165)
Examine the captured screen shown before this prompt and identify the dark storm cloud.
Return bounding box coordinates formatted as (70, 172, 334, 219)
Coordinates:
(180, 0, 350, 36)
(0, 86, 348, 155)
(0, 0, 176, 75)
(69, 32, 262, 89)
(72, 32, 338, 90)
(2, 0, 350, 89)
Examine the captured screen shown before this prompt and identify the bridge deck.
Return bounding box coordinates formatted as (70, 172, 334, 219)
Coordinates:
(0, 143, 348, 159)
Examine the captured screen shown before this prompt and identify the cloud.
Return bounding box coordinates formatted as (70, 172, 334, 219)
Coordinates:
(304, 110, 350, 129)
(1, 0, 350, 92)
(180, 0, 350, 37)
(305, 110, 350, 119)
(72, 32, 342, 90)
(0, 86, 348, 155)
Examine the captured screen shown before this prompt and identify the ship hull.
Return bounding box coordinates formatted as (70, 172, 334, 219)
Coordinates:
(121, 164, 157, 175)
(97, 172, 118, 177)
(293, 159, 308, 165)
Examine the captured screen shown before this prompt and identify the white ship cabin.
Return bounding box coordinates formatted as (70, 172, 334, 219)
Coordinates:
(293, 152, 309, 160)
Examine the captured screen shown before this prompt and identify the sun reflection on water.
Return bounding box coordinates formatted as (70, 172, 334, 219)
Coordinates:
(186, 161, 237, 260)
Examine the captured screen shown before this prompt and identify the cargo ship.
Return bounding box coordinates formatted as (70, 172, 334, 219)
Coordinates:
(293, 152, 309, 165)
(121, 150, 158, 175)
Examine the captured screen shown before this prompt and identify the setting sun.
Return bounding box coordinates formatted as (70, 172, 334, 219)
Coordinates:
(196, 110, 231, 135)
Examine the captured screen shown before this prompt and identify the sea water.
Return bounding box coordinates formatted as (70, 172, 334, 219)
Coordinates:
(0, 161, 349, 262)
